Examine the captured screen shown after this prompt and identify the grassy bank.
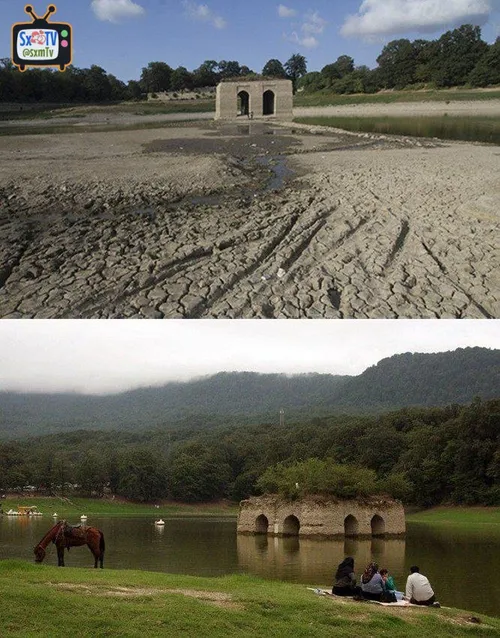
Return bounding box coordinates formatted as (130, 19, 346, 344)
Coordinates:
(1, 496, 238, 519)
(406, 507, 500, 526)
(294, 115, 500, 145)
(294, 88, 500, 108)
(1, 561, 498, 637)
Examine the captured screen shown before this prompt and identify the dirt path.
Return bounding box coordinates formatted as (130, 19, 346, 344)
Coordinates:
(0, 119, 498, 318)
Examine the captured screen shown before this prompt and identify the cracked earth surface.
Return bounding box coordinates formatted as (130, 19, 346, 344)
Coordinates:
(0, 120, 498, 318)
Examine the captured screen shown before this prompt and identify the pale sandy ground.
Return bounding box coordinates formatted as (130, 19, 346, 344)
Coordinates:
(0, 103, 498, 319)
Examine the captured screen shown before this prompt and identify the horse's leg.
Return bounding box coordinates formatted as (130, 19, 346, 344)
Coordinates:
(57, 545, 65, 567)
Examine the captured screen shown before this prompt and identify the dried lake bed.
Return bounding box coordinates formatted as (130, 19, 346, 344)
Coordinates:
(0, 109, 498, 318)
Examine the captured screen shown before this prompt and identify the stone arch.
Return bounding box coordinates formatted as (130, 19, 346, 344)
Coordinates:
(237, 90, 250, 116)
(344, 514, 359, 536)
(255, 514, 269, 534)
(282, 514, 300, 536)
(371, 514, 385, 536)
(263, 90, 275, 116)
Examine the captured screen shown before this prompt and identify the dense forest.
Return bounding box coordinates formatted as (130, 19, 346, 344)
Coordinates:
(1, 348, 499, 439)
(0, 398, 498, 507)
(1, 24, 499, 103)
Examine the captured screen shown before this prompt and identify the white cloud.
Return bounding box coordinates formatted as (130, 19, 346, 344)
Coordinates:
(278, 4, 297, 18)
(91, 0, 145, 23)
(283, 9, 327, 48)
(183, 1, 227, 29)
(287, 31, 319, 48)
(302, 10, 327, 35)
(341, 0, 494, 37)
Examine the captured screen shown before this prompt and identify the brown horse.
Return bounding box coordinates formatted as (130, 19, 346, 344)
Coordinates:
(34, 520, 105, 568)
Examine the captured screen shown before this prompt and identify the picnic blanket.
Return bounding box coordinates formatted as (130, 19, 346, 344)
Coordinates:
(308, 588, 414, 607)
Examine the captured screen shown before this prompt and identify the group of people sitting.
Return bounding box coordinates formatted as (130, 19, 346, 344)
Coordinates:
(332, 557, 440, 607)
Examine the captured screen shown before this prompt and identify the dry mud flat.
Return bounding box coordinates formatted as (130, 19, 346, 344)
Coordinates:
(0, 120, 498, 318)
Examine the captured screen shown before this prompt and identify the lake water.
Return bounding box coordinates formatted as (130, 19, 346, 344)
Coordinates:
(1, 515, 499, 618)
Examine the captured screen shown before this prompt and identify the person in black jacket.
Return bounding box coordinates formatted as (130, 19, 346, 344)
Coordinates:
(332, 557, 362, 596)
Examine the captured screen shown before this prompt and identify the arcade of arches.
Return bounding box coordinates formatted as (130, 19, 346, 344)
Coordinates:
(216, 79, 293, 120)
(237, 496, 405, 538)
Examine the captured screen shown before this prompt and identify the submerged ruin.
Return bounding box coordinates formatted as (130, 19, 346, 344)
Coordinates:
(237, 495, 406, 538)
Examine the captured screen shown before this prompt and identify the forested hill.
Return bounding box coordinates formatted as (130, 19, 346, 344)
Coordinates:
(0, 347, 498, 439)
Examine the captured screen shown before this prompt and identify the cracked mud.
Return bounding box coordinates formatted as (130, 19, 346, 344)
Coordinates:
(0, 119, 498, 318)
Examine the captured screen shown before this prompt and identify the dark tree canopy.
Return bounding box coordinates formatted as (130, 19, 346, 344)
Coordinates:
(262, 58, 288, 78)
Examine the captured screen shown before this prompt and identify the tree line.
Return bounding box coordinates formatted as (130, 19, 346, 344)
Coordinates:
(299, 24, 500, 94)
(0, 398, 498, 507)
(1, 24, 498, 104)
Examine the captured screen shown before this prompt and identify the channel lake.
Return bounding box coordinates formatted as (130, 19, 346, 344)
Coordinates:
(1, 516, 498, 618)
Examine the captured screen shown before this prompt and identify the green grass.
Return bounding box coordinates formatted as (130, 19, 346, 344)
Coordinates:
(294, 88, 500, 107)
(1, 560, 498, 637)
(1, 496, 237, 519)
(294, 115, 500, 145)
(407, 507, 500, 526)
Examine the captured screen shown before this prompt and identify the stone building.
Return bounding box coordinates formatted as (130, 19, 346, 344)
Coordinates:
(237, 495, 406, 538)
(215, 78, 293, 120)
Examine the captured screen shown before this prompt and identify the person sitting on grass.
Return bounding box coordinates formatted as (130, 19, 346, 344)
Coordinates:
(379, 568, 400, 602)
(360, 562, 384, 601)
(405, 566, 440, 607)
(332, 557, 362, 597)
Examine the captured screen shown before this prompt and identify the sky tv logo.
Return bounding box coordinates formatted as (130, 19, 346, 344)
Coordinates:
(12, 5, 72, 72)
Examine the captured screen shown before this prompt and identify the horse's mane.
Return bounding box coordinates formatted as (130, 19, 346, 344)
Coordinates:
(35, 521, 64, 548)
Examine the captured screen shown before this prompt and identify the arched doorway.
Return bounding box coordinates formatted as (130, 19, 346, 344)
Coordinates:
(371, 514, 385, 536)
(237, 90, 250, 116)
(255, 514, 269, 534)
(344, 514, 359, 536)
(282, 514, 300, 536)
(263, 90, 275, 115)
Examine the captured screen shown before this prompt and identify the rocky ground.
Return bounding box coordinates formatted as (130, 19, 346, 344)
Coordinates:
(0, 116, 498, 318)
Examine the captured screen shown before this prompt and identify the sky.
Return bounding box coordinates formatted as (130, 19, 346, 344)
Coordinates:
(2, 0, 500, 82)
(0, 320, 498, 395)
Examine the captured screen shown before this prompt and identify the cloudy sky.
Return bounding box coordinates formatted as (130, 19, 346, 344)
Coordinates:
(0, 320, 498, 395)
(2, 0, 499, 81)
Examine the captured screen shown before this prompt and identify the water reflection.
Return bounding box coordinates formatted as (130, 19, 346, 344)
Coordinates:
(237, 535, 406, 587)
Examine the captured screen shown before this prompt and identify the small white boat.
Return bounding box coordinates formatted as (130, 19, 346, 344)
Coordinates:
(155, 519, 165, 526)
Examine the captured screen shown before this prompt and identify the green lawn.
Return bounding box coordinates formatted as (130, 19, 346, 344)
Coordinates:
(1, 561, 498, 637)
(1, 496, 237, 519)
(406, 507, 500, 526)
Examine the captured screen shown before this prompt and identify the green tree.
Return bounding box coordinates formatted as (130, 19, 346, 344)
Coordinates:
(432, 24, 488, 87)
(140, 61, 173, 93)
(75, 452, 107, 496)
(192, 60, 219, 87)
(262, 59, 287, 78)
(218, 60, 241, 79)
(168, 443, 231, 502)
(170, 66, 193, 92)
(469, 38, 500, 86)
(376, 39, 417, 89)
(117, 448, 167, 502)
(284, 53, 307, 92)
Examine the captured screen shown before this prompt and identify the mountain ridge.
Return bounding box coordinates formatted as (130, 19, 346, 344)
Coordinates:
(0, 346, 498, 439)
